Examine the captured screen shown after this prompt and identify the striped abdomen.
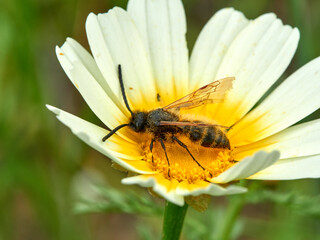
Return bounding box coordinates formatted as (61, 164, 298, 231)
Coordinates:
(181, 125, 230, 149)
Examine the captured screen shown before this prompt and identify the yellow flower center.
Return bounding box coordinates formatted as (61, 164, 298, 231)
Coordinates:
(138, 133, 235, 183)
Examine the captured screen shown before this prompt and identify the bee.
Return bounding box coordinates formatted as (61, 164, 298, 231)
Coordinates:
(103, 65, 234, 177)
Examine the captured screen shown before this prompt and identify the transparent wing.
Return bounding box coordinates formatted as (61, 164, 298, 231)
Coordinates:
(163, 77, 235, 111)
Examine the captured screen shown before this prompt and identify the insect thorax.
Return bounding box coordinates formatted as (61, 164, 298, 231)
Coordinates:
(129, 108, 179, 134)
(146, 109, 180, 135)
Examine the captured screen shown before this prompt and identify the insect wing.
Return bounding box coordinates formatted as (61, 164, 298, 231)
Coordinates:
(163, 77, 235, 111)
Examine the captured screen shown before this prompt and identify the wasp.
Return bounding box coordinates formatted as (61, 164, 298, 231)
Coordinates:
(103, 65, 234, 177)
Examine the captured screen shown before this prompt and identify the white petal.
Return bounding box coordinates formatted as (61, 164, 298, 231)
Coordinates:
(127, 0, 189, 104)
(60, 38, 104, 89)
(47, 105, 154, 174)
(56, 40, 127, 113)
(85, 13, 120, 103)
(70, 60, 130, 135)
(212, 150, 280, 183)
(233, 119, 320, 160)
(213, 13, 299, 127)
(60, 38, 126, 110)
(56, 47, 131, 139)
(175, 181, 247, 196)
(230, 57, 320, 145)
(86, 9, 158, 111)
(122, 175, 184, 206)
(56, 44, 77, 86)
(248, 154, 320, 180)
(189, 8, 249, 90)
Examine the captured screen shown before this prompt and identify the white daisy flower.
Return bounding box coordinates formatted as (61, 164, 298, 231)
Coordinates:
(48, 0, 320, 206)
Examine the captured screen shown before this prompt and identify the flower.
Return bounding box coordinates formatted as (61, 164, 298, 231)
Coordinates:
(48, 0, 320, 206)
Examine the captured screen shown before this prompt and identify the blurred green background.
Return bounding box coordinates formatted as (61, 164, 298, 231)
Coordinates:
(1, 0, 320, 239)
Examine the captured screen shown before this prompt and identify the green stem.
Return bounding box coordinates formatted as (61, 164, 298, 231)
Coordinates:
(162, 201, 188, 240)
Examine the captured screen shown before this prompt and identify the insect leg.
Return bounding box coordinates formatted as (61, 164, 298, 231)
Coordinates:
(159, 138, 170, 177)
(172, 136, 213, 178)
(149, 138, 155, 163)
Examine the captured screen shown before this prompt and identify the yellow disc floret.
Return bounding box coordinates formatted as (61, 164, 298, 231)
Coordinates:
(140, 133, 235, 183)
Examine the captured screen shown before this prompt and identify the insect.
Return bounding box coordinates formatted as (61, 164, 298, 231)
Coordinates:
(102, 65, 234, 177)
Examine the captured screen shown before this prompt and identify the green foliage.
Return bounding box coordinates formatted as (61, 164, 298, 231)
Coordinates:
(246, 185, 320, 217)
(73, 183, 163, 216)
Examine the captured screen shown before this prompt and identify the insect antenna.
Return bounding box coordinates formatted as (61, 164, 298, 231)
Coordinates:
(102, 123, 129, 142)
(118, 64, 134, 118)
(102, 65, 133, 142)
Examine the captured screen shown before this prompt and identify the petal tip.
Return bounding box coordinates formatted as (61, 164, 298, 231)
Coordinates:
(85, 12, 97, 29)
(55, 45, 63, 55)
(66, 37, 75, 43)
(46, 104, 60, 115)
(87, 12, 96, 18)
(292, 27, 300, 38)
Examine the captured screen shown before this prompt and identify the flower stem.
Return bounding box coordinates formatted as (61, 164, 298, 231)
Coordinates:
(162, 201, 188, 240)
